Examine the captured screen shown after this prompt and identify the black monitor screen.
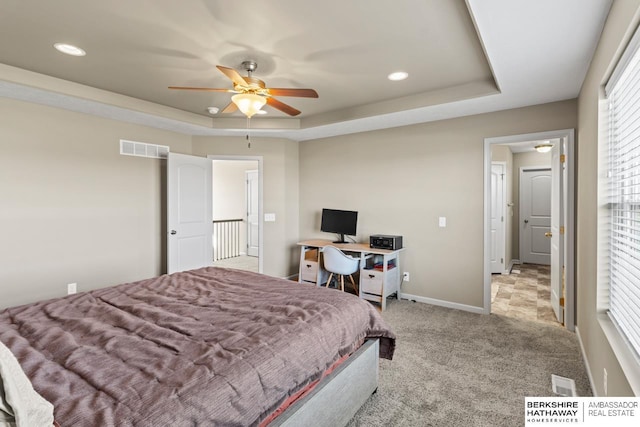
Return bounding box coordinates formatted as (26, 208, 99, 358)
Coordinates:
(321, 209, 358, 242)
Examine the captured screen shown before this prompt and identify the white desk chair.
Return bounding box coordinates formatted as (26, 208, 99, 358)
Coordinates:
(322, 246, 359, 294)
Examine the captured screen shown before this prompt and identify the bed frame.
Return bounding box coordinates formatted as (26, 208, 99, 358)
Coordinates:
(272, 339, 379, 427)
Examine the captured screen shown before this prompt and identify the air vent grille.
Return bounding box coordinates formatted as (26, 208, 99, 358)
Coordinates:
(120, 139, 169, 159)
(551, 374, 577, 397)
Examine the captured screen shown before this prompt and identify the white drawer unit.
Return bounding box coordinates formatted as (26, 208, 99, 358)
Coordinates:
(361, 270, 384, 295)
(297, 247, 328, 285)
(359, 252, 401, 310)
(300, 260, 319, 283)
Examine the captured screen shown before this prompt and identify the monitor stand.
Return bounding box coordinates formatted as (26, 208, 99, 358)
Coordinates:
(332, 234, 347, 244)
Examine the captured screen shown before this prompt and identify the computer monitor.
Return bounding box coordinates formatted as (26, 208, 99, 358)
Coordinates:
(320, 208, 358, 243)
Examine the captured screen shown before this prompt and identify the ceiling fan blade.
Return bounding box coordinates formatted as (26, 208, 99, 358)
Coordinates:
(221, 101, 238, 113)
(267, 97, 301, 116)
(268, 88, 319, 98)
(168, 86, 234, 92)
(216, 65, 249, 87)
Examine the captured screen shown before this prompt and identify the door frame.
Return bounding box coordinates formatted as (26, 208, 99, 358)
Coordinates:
(519, 166, 552, 266)
(245, 169, 259, 257)
(490, 162, 507, 274)
(483, 129, 575, 331)
(208, 155, 264, 274)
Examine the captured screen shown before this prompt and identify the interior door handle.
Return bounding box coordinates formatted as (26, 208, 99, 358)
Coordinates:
(170, 230, 177, 235)
(524, 219, 529, 224)
(545, 232, 552, 238)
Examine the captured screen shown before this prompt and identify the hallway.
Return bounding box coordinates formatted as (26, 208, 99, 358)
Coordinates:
(491, 264, 562, 327)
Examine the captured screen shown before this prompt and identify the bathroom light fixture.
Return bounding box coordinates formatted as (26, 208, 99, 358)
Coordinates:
(231, 93, 266, 118)
(534, 142, 553, 153)
(388, 71, 408, 81)
(53, 43, 86, 56)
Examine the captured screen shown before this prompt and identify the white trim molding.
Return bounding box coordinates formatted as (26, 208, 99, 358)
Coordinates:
(575, 326, 598, 397)
(399, 293, 485, 315)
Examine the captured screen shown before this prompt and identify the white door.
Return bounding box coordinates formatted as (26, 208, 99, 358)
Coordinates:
(550, 142, 564, 323)
(490, 163, 506, 273)
(246, 170, 259, 257)
(520, 168, 551, 265)
(167, 153, 213, 273)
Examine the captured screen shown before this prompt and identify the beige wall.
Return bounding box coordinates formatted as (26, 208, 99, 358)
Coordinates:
(191, 137, 300, 278)
(490, 145, 513, 267)
(576, 0, 640, 396)
(300, 100, 577, 309)
(511, 150, 551, 260)
(0, 97, 192, 309)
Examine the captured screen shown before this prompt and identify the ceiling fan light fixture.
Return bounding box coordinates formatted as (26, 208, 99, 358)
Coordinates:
(534, 142, 553, 153)
(232, 93, 266, 118)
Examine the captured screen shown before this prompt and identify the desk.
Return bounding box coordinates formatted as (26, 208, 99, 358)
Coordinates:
(297, 239, 405, 310)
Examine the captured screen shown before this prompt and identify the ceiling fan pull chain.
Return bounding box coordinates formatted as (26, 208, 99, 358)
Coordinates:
(246, 116, 251, 149)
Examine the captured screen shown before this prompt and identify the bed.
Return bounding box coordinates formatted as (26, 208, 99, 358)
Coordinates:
(0, 266, 395, 426)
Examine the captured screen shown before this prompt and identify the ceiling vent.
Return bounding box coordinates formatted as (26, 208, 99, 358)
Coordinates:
(120, 139, 169, 159)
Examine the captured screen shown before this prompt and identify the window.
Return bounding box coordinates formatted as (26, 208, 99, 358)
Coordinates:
(601, 24, 640, 380)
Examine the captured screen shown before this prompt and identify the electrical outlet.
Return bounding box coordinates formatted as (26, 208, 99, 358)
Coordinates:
(67, 283, 77, 295)
(604, 368, 608, 396)
(403, 272, 410, 282)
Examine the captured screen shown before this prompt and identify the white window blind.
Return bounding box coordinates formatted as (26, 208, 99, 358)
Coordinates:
(604, 26, 640, 362)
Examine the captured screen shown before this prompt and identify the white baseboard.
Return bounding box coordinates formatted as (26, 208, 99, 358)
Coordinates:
(398, 292, 485, 315)
(284, 273, 298, 281)
(575, 326, 597, 397)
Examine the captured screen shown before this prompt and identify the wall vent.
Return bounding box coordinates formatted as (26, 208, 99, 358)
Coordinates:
(551, 374, 577, 397)
(120, 139, 169, 159)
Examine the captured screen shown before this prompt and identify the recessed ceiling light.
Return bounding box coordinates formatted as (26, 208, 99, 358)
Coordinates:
(207, 107, 219, 115)
(388, 71, 408, 81)
(54, 43, 86, 57)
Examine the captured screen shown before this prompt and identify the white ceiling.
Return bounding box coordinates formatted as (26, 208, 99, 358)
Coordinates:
(0, 0, 612, 141)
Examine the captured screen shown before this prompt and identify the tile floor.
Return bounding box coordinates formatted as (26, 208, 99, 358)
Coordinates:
(491, 263, 562, 327)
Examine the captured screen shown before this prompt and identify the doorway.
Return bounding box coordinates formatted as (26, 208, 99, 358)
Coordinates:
(209, 156, 263, 274)
(483, 130, 575, 331)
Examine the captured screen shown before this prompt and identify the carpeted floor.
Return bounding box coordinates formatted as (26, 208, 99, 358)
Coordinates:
(348, 299, 591, 426)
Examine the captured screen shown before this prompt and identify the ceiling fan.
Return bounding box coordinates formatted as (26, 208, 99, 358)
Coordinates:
(169, 60, 318, 118)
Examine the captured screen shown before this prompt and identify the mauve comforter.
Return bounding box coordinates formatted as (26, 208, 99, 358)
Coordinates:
(0, 267, 395, 426)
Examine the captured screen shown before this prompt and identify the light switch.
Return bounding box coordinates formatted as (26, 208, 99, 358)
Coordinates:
(265, 213, 276, 222)
(439, 217, 446, 227)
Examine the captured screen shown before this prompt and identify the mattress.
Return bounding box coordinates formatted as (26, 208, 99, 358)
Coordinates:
(0, 267, 395, 426)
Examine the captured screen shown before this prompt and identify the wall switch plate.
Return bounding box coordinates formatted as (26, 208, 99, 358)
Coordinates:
(439, 217, 447, 227)
(67, 283, 77, 295)
(264, 213, 276, 222)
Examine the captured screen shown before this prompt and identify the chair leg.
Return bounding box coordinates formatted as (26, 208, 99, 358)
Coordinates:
(326, 273, 333, 288)
(340, 275, 345, 292)
(349, 274, 358, 295)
